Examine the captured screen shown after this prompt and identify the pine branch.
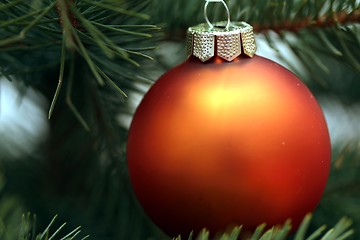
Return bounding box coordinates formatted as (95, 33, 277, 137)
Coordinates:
(150, 0, 360, 35)
(17, 214, 89, 240)
(0, 1, 160, 239)
(253, 8, 360, 33)
(173, 214, 354, 240)
(0, 0, 159, 126)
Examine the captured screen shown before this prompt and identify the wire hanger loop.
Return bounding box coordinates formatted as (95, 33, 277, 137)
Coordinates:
(204, 0, 231, 30)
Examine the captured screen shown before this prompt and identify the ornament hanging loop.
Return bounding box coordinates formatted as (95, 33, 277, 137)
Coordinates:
(204, 0, 231, 30)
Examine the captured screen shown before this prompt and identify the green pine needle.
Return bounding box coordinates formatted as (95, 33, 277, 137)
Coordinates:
(251, 223, 267, 240)
(272, 220, 291, 240)
(258, 227, 274, 240)
(305, 225, 327, 240)
(91, 22, 154, 38)
(48, 30, 67, 120)
(294, 213, 313, 240)
(195, 229, 209, 240)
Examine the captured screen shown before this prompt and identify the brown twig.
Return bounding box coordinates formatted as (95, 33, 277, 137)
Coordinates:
(56, 0, 79, 29)
(253, 9, 360, 33)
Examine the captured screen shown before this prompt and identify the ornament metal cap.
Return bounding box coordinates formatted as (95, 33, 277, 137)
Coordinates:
(187, 0, 257, 62)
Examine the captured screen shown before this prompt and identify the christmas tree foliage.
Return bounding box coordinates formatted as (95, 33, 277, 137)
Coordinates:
(0, 0, 359, 239)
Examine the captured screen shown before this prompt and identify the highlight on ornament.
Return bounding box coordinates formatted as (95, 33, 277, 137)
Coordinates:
(127, 0, 331, 238)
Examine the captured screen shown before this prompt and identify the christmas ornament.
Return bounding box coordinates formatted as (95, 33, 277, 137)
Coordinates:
(127, 0, 330, 237)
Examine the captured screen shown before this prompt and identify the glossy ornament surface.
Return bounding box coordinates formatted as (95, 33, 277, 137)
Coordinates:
(127, 55, 331, 237)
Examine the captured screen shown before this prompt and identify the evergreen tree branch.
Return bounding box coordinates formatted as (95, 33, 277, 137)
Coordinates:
(56, 0, 79, 30)
(253, 8, 360, 33)
(0, 0, 158, 126)
(150, 0, 359, 36)
(0, 1, 57, 47)
(0, 0, 158, 91)
(173, 214, 353, 240)
(1, 1, 160, 238)
(18, 214, 90, 240)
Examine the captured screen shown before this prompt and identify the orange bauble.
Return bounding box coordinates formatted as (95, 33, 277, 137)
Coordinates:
(127, 55, 331, 237)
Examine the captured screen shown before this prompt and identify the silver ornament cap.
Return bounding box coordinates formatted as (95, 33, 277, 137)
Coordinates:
(187, 0, 257, 62)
